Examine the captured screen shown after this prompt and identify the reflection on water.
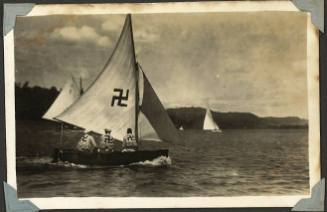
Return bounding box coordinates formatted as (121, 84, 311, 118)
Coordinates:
(17, 129, 309, 197)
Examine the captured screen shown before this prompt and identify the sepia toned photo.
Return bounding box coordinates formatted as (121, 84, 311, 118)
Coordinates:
(4, 1, 321, 209)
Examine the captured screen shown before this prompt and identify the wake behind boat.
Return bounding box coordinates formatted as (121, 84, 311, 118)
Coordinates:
(44, 14, 179, 166)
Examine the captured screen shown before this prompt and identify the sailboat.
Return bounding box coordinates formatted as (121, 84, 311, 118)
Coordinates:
(43, 76, 83, 121)
(203, 107, 222, 132)
(43, 76, 84, 143)
(51, 14, 179, 166)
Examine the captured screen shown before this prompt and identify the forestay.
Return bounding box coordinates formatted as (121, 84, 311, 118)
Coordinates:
(56, 15, 137, 140)
(43, 77, 82, 121)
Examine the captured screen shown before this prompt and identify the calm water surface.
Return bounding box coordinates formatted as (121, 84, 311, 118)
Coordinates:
(17, 128, 309, 197)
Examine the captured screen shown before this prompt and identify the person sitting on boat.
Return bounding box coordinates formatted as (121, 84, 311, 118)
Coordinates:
(122, 128, 138, 152)
(100, 128, 115, 152)
(76, 130, 97, 152)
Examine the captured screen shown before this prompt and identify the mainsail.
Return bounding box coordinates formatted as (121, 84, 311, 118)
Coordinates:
(43, 76, 82, 121)
(203, 107, 222, 132)
(56, 15, 178, 143)
(56, 15, 136, 140)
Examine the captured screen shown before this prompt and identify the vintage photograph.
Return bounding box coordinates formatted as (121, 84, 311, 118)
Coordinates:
(14, 10, 310, 199)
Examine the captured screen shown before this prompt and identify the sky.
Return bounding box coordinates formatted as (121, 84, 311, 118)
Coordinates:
(14, 12, 308, 118)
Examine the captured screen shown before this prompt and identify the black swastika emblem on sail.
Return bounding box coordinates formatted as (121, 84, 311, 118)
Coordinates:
(111, 88, 129, 107)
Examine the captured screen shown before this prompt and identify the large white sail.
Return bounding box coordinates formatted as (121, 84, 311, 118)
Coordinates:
(56, 15, 137, 140)
(203, 108, 222, 132)
(43, 77, 82, 121)
(56, 15, 179, 143)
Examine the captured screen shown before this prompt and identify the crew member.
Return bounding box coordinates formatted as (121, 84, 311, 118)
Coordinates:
(100, 128, 115, 152)
(76, 130, 97, 152)
(122, 128, 138, 152)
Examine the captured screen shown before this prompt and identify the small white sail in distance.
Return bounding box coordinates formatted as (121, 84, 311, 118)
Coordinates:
(203, 107, 222, 132)
(42, 76, 82, 121)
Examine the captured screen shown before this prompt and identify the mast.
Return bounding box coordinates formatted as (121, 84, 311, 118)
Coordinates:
(135, 63, 140, 145)
(79, 77, 84, 95)
(129, 14, 139, 144)
(59, 122, 64, 145)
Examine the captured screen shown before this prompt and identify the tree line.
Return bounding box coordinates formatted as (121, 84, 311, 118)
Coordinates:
(15, 82, 307, 129)
(15, 82, 59, 120)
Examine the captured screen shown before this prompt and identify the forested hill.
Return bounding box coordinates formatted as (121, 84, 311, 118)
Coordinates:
(15, 83, 308, 129)
(167, 107, 308, 129)
(15, 82, 59, 120)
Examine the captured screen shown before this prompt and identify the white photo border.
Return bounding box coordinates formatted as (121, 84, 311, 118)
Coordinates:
(4, 1, 320, 209)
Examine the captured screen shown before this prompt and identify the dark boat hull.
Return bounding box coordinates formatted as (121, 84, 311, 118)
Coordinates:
(52, 149, 169, 166)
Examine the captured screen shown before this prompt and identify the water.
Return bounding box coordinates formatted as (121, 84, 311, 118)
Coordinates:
(16, 127, 309, 197)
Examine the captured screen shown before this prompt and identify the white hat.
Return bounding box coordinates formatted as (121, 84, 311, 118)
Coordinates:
(84, 129, 91, 134)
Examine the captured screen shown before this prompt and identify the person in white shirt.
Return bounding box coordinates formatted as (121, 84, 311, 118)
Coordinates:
(76, 130, 97, 152)
(100, 128, 115, 152)
(122, 128, 137, 152)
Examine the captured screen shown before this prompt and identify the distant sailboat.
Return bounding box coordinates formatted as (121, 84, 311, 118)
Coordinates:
(52, 15, 179, 165)
(43, 76, 84, 145)
(43, 76, 83, 121)
(203, 107, 222, 132)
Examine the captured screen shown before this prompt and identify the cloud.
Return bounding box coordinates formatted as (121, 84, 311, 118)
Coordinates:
(97, 36, 111, 47)
(102, 17, 159, 43)
(134, 29, 159, 43)
(101, 19, 123, 32)
(51, 25, 112, 47)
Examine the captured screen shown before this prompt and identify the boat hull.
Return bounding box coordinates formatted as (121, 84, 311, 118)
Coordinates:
(52, 148, 169, 166)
